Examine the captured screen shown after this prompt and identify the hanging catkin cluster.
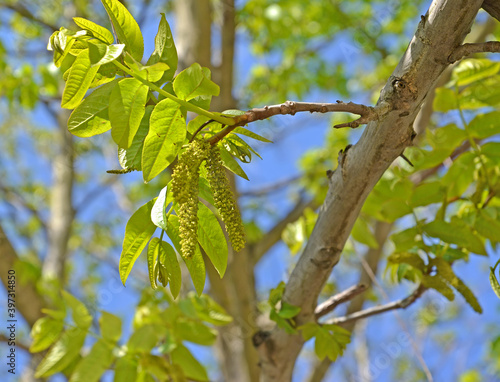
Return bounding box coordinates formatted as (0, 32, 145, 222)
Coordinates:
(205, 146, 246, 252)
(171, 139, 211, 259)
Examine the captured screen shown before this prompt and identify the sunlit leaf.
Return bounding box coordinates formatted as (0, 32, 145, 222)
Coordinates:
(119, 199, 157, 285)
(69, 339, 114, 382)
(118, 105, 152, 170)
(29, 317, 64, 353)
(61, 49, 100, 109)
(73, 17, 114, 44)
(101, 0, 144, 61)
(35, 327, 87, 378)
(110, 78, 149, 149)
(146, 13, 177, 83)
(99, 311, 122, 343)
(171, 344, 209, 382)
(167, 215, 206, 295)
(68, 79, 118, 137)
(173, 63, 219, 101)
(197, 202, 228, 277)
(142, 99, 186, 182)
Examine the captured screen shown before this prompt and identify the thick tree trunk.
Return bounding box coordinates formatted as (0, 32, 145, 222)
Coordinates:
(256, 1, 484, 380)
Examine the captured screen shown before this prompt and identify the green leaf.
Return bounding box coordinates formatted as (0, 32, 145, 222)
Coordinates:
(171, 344, 209, 382)
(88, 42, 125, 67)
(451, 58, 500, 86)
(147, 238, 160, 290)
(298, 322, 319, 341)
(278, 302, 301, 319)
(173, 63, 220, 101)
(475, 210, 500, 243)
(174, 320, 217, 346)
(110, 78, 149, 149)
(421, 275, 454, 301)
(198, 177, 215, 206)
(114, 356, 138, 382)
(490, 260, 500, 299)
(468, 111, 500, 139)
(387, 252, 425, 271)
(232, 126, 273, 143)
(118, 105, 153, 171)
(220, 146, 249, 180)
(62, 291, 92, 330)
(69, 339, 114, 382)
(351, 218, 379, 249)
(127, 324, 160, 353)
(73, 17, 114, 44)
(441, 152, 475, 198)
(314, 327, 340, 361)
(410, 181, 445, 208)
(68, 79, 118, 137)
(151, 186, 170, 230)
(101, 0, 144, 61)
(35, 327, 87, 378)
(433, 88, 456, 113)
(167, 215, 206, 295)
(268, 281, 286, 306)
(61, 49, 100, 109)
(99, 311, 122, 343)
(158, 240, 182, 298)
(142, 99, 186, 182)
(423, 220, 486, 256)
(30, 317, 64, 353)
(197, 202, 228, 277)
(190, 294, 233, 325)
(453, 276, 482, 314)
(146, 13, 177, 83)
(119, 199, 157, 285)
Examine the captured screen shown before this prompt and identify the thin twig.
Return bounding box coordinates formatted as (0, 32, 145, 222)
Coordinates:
(235, 100, 377, 128)
(448, 41, 500, 62)
(209, 100, 378, 145)
(315, 284, 368, 319)
(191, 119, 217, 143)
(326, 285, 426, 325)
(3, 3, 58, 31)
(0, 333, 30, 352)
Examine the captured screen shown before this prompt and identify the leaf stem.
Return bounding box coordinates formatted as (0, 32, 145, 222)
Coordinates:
(112, 60, 235, 125)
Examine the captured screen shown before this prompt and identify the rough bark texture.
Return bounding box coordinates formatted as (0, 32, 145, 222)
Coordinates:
(256, 1, 484, 380)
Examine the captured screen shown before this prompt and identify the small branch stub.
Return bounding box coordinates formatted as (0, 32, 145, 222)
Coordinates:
(448, 41, 500, 62)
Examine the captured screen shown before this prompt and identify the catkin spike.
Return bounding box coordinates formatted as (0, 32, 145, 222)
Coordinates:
(205, 146, 246, 251)
(171, 140, 211, 259)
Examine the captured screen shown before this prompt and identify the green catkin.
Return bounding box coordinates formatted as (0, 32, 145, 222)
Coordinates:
(205, 146, 246, 251)
(171, 140, 211, 259)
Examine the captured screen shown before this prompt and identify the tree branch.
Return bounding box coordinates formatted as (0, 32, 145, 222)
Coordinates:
(448, 41, 500, 62)
(208, 101, 380, 146)
(256, 1, 484, 379)
(326, 285, 427, 326)
(482, 0, 500, 22)
(0, 224, 45, 327)
(314, 284, 367, 319)
(2, 3, 58, 31)
(238, 175, 301, 198)
(237, 100, 378, 129)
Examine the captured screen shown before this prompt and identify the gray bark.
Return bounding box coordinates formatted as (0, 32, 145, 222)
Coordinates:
(42, 109, 74, 280)
(256, 1, 485, 380)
